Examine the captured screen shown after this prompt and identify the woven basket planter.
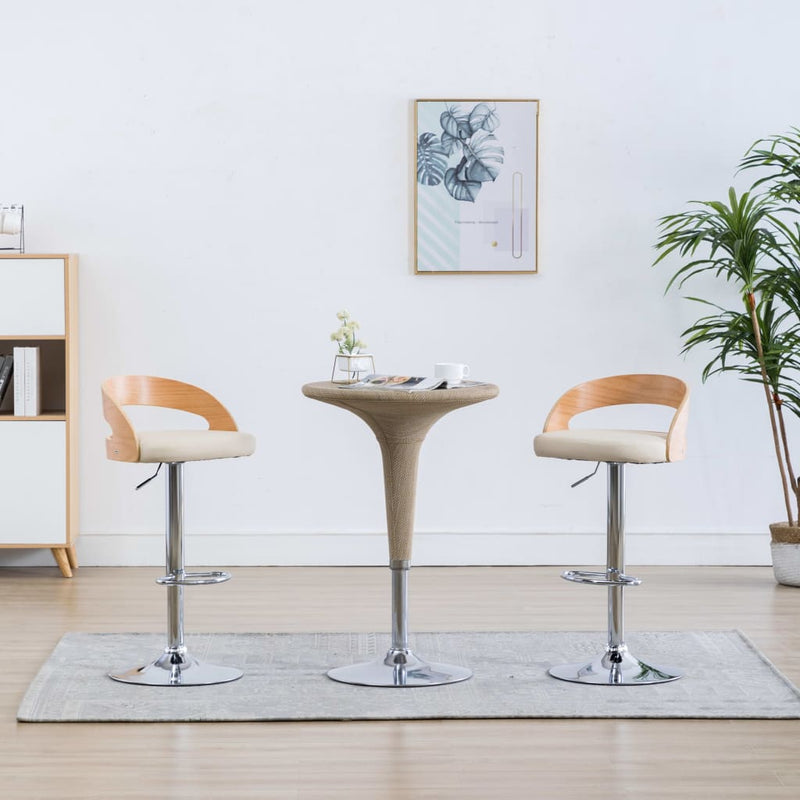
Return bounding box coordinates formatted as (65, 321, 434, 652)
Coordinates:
(769, 523, 800, 587)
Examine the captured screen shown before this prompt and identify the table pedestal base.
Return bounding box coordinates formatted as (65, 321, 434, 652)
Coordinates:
(327, 647, 472, 687)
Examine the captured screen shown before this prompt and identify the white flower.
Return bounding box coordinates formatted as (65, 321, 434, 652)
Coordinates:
(332, 309, 367, 355)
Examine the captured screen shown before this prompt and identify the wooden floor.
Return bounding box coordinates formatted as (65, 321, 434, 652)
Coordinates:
(2, 565, 799, 799)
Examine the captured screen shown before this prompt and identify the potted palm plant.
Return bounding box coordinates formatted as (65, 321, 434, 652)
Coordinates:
(654, 128, 800, 585)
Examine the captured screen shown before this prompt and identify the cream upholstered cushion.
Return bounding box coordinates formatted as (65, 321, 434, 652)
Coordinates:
(533, 429, 668, 464)
(137, 430, 256, 463)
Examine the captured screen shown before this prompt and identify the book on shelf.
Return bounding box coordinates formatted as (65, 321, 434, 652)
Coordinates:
(12, 346, 41, 416)
(0, 354, 13, 406)
(24, 346, 40, 416)
(343, 374, 487, 392)
(13, 347, 25, 415)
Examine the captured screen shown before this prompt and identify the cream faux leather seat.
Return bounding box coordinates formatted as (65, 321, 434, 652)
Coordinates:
(534, 374, 689, 685)
(136, 429, 255, 463)
(102, 375, 255, 686)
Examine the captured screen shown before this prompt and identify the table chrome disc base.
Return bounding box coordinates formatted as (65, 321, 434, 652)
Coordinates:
(328, 647, 472, 687)
(549, 646, 683, 686)
(109, 649, 244, 687)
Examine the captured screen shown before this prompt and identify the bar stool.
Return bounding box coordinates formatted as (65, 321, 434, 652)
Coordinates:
(533, 374, 689, 685)
(102, 376, 256, 686)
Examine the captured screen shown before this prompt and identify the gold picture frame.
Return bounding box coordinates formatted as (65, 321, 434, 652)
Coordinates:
(414, 99, 539, 275)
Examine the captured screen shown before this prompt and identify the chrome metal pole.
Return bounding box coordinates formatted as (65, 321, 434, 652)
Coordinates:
(390, 559, 409, 652)
(166, 462, 185, 655)
(607, 462, 625, 655)
(549, 460, 682, 685)
(108, 461, 243, 686)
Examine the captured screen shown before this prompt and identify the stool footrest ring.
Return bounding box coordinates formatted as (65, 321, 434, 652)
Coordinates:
(561, 569, 641, 587)
(156, 570, 232, 586)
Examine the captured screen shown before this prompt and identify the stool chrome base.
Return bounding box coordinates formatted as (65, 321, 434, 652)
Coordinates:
(110, 463, 244, 687)
(551, 463, 684, 687)
(109, 648, 244, 687)
(549, 645, 683, 686)
(328, 647, 472, 688)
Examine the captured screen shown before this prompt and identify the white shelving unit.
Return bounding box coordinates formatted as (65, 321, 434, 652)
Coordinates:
(0, 254, 78, 577)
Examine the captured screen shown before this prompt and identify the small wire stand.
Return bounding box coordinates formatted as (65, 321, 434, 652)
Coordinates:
(0, 204, 24, 253)
(331, 353, 375, 384)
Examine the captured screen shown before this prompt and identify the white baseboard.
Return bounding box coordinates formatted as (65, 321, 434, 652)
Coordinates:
(0, 531, 772, 568)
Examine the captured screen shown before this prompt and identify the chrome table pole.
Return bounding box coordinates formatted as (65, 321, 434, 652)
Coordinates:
(327, 558, 472, 687)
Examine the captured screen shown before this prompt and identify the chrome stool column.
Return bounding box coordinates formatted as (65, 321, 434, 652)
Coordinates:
(548, 462, 682, 685)
(110, 463, 243, 686)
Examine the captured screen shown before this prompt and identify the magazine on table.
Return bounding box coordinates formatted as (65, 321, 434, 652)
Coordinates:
(343, 374, 486, 392)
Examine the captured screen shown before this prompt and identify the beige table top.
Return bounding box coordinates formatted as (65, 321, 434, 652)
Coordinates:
(302, 380, 499, 561)
(301, 380, 499, 406)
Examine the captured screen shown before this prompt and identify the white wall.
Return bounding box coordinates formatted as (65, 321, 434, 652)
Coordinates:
(1, 0, 796, 567)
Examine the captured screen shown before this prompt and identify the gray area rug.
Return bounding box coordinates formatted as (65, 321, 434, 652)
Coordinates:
(17, 630, 800, 722)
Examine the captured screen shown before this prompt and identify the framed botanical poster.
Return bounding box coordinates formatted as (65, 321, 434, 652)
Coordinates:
(414, 99, 539, 274)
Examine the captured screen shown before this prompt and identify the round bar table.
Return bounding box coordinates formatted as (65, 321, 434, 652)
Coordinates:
(302, 380, 499, 687)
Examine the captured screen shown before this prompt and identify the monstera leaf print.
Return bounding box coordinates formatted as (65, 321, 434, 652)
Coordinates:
(417, 102, 504, 201)
(440, 131, 462, 156)
(440, 105, 472, 141)
(444, 164, 482, 203)
(468, 103, 500, 133)
(462, 129, 504, 183)
(417, 132, 448, 186)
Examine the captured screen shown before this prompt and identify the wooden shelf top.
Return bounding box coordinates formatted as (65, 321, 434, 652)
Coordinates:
(0, 413, 66, 421)
(0, 335, 66, 341)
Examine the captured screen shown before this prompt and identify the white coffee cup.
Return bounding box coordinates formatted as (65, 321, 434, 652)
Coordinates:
(435, 362, 470, 384)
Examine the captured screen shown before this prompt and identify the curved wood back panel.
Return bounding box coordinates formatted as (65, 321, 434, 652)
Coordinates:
(543, 374, 690, 462)
(101, 376, 238, 462)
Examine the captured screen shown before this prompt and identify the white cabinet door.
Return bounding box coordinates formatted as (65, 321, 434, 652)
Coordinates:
(0, 422, 66, 544)
(0, 259, 65, 335)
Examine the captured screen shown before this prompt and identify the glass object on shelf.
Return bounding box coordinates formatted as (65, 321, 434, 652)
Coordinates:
(0, 204, 24, 253)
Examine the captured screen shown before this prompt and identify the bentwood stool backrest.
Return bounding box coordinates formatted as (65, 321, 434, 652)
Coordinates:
(535, 373, 689, 464)
(102, 375, 251, 463)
